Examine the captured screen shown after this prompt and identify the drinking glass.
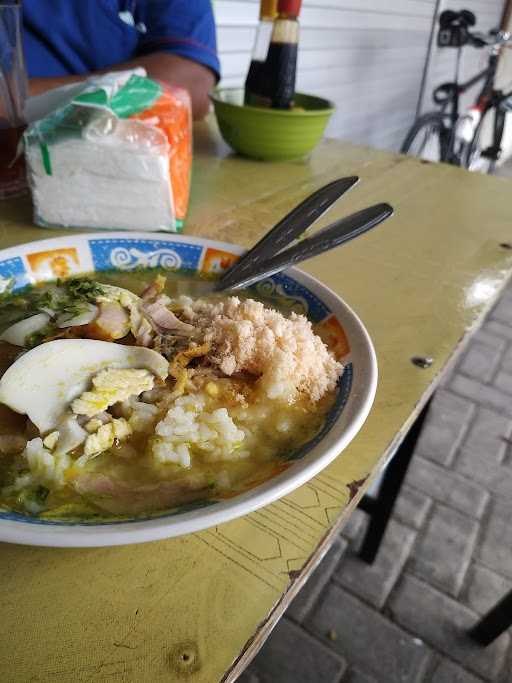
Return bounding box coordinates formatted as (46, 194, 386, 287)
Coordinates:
(0, 2, 28, 198)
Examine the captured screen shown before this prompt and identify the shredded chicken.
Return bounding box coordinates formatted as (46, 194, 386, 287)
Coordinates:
(141, 274, 167, 302)
(134, 315, 154, 347)
(143, 297, 195, 336)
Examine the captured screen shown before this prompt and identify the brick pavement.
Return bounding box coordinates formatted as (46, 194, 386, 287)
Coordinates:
(238, 231, 512, 682)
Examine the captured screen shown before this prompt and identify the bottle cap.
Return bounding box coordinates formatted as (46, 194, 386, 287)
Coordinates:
(260, 0, 278, 19)
(277, 0, 302, 18)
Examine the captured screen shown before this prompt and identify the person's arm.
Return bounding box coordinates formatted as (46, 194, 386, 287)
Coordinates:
(29, 52, 215, 120)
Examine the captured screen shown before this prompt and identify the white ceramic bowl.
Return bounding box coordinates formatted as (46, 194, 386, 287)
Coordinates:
(0, 232, 377, 547)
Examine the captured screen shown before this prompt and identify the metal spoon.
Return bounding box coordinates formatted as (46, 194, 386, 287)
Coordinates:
(214, 202, 393, 292)
(219, 176, 359, 290)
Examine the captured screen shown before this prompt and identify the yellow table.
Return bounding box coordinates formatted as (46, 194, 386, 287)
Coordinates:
(1, 121, 512, 682)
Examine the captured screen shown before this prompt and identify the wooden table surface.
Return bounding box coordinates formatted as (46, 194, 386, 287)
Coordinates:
(1, 120, 512, 682)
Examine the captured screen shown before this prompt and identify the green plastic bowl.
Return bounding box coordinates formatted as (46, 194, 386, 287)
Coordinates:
(210, 88, 335, 161)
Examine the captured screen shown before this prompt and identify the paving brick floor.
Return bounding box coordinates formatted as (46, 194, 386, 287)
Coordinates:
(238, 177, 512, 682)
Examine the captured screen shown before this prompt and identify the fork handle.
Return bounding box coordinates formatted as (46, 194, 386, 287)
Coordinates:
(218, 176, 359, 290)
(218, 203, 393, 291)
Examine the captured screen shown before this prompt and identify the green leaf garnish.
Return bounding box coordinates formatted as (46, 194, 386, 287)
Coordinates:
(25, 324, 56, 349)
(61, 278, 104, 303)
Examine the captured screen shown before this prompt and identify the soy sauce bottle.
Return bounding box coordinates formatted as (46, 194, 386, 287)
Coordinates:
(265, 0, 302, 109)
(244, 0, 302, 109)
(244, 0, 278, 106)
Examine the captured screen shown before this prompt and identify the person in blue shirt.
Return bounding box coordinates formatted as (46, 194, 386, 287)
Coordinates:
(23, 0, 220, 119)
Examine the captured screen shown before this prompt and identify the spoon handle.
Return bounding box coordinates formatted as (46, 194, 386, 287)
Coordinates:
(218, 176, 359, 290)
(219, 203, 393, 291)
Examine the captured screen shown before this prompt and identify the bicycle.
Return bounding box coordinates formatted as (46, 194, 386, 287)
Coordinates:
(401, 9, 512, 174)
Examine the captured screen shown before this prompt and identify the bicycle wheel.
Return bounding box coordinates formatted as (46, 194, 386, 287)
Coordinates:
(401, 113, 447, 162)
(464, 108, 498, 174)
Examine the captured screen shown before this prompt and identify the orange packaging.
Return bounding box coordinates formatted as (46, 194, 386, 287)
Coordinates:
(131, 82, 192, 227)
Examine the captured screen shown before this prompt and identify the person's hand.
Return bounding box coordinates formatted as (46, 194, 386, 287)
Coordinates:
(29, 52, 215, 120)
(140, 53, 215, 120)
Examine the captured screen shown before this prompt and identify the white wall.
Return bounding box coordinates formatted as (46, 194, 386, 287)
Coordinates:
(214, 0, 438, 151)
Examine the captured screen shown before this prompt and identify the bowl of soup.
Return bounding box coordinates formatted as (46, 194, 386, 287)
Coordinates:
(0, 232, 376, 546)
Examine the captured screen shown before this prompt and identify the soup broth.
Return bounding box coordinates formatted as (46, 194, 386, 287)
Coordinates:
(0, 270, 342, 520)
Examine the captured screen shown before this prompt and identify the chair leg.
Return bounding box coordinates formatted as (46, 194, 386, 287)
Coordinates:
(358, 397, 433, 564)
(468, 589, 512, 646)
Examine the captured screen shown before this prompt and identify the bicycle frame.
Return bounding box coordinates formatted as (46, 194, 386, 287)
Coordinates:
(404, 17, 512, 171)
(471, 51, 511, 164)
(439, 47, 507, 164)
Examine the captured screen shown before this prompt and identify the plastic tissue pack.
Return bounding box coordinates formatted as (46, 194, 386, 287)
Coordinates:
(24, 71, 192, 232)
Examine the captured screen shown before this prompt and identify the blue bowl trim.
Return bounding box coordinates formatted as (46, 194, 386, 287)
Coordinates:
(89, 238, 203, 272)
(0, 256, 31, 291)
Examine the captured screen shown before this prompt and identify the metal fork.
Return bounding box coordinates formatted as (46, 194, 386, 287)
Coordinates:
(215, 177, 393, 292)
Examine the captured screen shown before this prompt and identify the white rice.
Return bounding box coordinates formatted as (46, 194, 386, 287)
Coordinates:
(8, 437, 71, 492)
(152, 392, 247, 468)
(127, 398, 160, 433)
